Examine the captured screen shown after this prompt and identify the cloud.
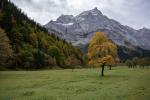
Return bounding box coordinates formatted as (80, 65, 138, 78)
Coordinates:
(11, 0, 150, 29)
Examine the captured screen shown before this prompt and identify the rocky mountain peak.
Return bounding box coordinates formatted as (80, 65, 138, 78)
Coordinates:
(56, 15, 75, 24)
(77, 7, 102, 17)
(44, 8, 150, 51)
(93, 7, 102, 13)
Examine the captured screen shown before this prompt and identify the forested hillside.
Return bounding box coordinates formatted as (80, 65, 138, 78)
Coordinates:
(0, 0, 84, 70)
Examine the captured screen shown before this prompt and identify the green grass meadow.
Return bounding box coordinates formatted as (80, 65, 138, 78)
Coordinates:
(0, 67, 150, 100)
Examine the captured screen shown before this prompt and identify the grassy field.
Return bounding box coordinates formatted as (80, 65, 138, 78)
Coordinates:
(0, 67, 150, 100)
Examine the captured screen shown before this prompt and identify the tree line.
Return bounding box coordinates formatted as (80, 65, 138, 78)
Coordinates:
(126, 57, 150, 68)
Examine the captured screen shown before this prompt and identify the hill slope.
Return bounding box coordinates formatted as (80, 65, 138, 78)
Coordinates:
(0, 0, 84, 69)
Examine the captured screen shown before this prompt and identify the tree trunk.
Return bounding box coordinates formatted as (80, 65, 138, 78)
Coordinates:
(101, 64, 105, 76)
(109, 65, 111, 70)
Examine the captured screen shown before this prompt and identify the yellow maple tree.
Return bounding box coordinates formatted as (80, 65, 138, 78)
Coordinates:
(88, 32, 118, 76)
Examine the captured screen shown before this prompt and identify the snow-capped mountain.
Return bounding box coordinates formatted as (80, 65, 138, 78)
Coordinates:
(44, 7, 150, 52)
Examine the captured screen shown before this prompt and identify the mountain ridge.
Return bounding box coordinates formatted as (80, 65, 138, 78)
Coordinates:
(44, 8, 150, 59)
(44, 8, 150, 50)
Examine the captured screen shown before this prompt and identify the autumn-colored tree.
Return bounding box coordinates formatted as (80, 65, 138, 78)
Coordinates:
(126, 59, 133, 68)
(130, 57, 138, 68)
(30, 32, 38, 48)
(48, 46, 64, 66)
(47, 57, 56, 67)
(88, 32, 118, 76)
(137, 57, 150, 68)
(64, 55, 81, 71)
(107, 57, 116, 70)
(0, 28, 12, 67)
(126, 58, 140, 68)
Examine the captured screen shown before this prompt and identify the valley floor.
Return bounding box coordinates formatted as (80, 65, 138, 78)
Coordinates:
(0, 67, 150, 100)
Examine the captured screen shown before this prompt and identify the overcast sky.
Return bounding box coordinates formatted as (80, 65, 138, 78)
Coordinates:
(11, 0, 150, 29)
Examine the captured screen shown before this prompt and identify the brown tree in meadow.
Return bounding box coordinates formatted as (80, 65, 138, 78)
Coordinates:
(88, 32, 118, 76)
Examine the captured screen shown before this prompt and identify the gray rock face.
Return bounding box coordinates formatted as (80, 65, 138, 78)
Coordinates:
(44, 8, 150, 50)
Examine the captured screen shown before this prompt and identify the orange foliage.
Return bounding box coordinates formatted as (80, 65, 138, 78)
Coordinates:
(88, 32, 118, 67)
